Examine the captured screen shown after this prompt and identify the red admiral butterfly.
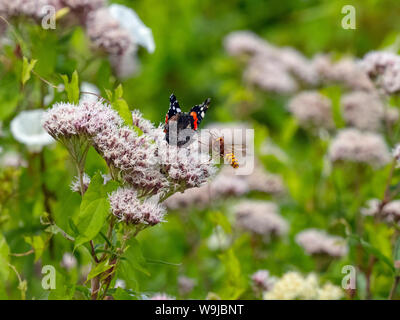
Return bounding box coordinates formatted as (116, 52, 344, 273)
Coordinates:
(164, 93, 211, 146)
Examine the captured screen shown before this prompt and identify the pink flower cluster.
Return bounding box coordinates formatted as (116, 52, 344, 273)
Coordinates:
(157, 138, 217, 190)
(86, 7, 132, 56)
(361, 199, 400, 225)
(42, 100, 122, 139)
(0, 0, 61, 20)
(288, 91, 334, 129)
(295, 229, 348, 258)
(328, 128, 391, 167)
(251, 270, 275, 293)
(234, 200, 288, 238)
(0, 0, 102, 21)
(164, 165, 284, 210)
(361, 51, 400, 94)
(43, 99, 217, 226)
(108, 188, 165, 226)
(224, 31, 375, 93)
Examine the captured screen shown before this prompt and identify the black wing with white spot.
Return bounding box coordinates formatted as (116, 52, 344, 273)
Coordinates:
(166, 94, 182, 123)
(190, 98, 211, 125)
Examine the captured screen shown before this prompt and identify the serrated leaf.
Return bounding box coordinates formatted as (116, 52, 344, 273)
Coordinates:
(73, 173, 119, 248)
(61, 70, 80, 104)
(24, 235, 45, 262)
(21, 57, 37, 86)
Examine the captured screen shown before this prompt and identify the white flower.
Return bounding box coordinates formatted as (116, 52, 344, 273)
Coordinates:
(393, 144, 400, 161)
(61, 252, 77, 271)
(207, 227, 231, 251)
(114, 279, 126, 289)
(109, 4, 155, 53)
(11, 109, 54, 152)
(264, 271, 343, 300)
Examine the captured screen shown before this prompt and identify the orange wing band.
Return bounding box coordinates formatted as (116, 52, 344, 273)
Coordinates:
(190, 112, 198, 130)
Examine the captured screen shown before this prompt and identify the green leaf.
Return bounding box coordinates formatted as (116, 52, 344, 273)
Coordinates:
(208, 211, 232, 234)
(45, 224, 75, 241)
(61, 70, 80, 104)
(121, 238, 150, 276)
(349, 234, 395, 273)
(73, 173, 119, 248)
(86, 261, 111, 282)
(55, 7, 70, 20)
(113, 98, 133, 128)
(281, 117, 298, 146)
(115, 84, 123, 99)
(24, 235, 45, 262)
(217, 248, 245, 299)
(107, 84, 134, 128)
(0, 74, 21, 120)
(105, 89, 113, 101)
(0, 234, 10, 283)
(394, 237, 400, 261)
(21, 57, 37, 86)
(48, 270, 75, 300)
(365, 222, 393, 259)
(394, 237, 400, 274)
(118, 263, 139, 291)
(112, 288, 136, 300)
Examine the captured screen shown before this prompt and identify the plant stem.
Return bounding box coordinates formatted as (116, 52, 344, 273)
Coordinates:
(365, 256, 376, 300)
(100, 216, 115, 262)
(389, 276, 400, 300)
(39, 151, 56, 259)
(378, 159, 397, 213)
(90, 240, 99, 263)
(99, 228, 136, 300)
(91, 277, 100, 300)
(74, 158, 102, 300)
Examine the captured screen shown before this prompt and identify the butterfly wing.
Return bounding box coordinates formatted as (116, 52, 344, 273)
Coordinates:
(166, 93, 182, 123)
(189, 98, 211, 130)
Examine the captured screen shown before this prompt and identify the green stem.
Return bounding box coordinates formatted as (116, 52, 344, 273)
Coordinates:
(389, 276, 400, 300)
